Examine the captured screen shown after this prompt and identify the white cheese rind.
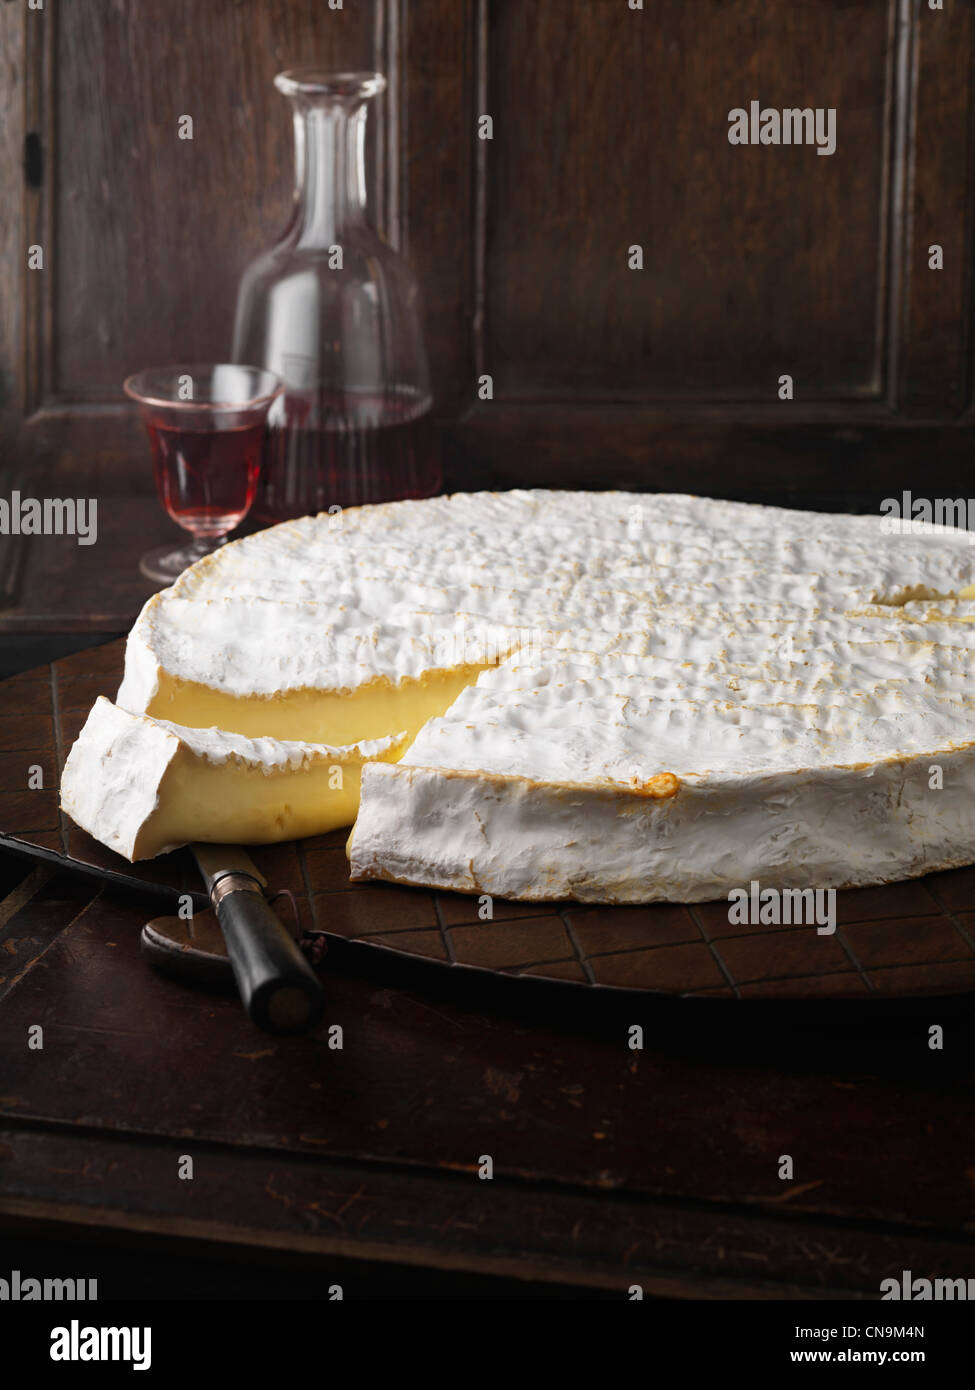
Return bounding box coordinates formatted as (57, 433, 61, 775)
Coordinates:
(100, 488, 975, 899)
(350, 753, 975, 904)
(60, 697, 407, 861)
(117, 595, 511, 704)
(118, 490, 975, 712)
(60, 698, 180, 861)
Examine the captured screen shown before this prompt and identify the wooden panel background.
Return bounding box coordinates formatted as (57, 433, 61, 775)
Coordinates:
(1, 0, 974, 507)
(483, 0, 891, 401)
(18, 0, 379, 416)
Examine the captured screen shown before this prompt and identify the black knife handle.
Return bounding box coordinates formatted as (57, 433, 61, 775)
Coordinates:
(211, 875, 324, 1035)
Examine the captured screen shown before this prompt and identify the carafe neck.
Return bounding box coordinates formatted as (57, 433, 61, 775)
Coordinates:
(275, 71, 386, 249)
(290, 98, 368, 247)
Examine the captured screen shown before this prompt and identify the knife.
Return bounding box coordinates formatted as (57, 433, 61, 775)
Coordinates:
(191, 844, 324, 1035)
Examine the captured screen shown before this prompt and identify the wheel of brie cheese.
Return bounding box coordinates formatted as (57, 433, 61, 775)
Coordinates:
(61, 489, 975, 902)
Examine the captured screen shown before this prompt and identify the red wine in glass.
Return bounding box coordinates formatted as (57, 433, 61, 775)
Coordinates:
(124, 364, 281, 583)
(146, 414, 263, 536)
(255, 387, 441, 522)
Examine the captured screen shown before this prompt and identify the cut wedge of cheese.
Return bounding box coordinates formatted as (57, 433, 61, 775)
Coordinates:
(60, 489, 975, 898)
(117, 597, 508, 744)
(60, 697, 408, 861)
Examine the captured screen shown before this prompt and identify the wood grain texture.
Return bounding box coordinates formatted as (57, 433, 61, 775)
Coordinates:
(0, 2, 24, 422)
(3, 0, 975, 524)
(897, 0, 975, 412)
(52, 0, 374, 403)
(407, 0, 975, 492)
(0, 886, 974, 1294)
(483, 0, 891, 401)
(400, 0, 477, 416)
(440, 404, 975, 507)
(0, 416, 184, 631)
(5, 1123, 974, 1298)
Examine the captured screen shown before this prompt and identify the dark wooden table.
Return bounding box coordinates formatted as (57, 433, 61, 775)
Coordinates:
(0, 419, 172, 636)
(2, 456, 975, 1300)
(2, 843, 975, 1299)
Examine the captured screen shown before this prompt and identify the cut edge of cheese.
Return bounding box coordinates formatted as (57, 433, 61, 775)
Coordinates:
(133, 660, 491, 746)
(116, 592, 506, 744)
(60, 697, 409, 862)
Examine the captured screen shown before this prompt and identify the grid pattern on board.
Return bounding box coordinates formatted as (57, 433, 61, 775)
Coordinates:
(2, 639, 975, 1000)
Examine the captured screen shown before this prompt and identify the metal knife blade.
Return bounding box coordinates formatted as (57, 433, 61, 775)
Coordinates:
(191, 843, 267, 895)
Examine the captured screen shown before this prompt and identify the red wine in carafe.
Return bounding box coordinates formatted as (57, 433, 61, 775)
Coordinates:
(256, 388, 440, 522)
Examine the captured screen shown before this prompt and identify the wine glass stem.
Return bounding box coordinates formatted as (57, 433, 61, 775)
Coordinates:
(187, 535, 217, 560)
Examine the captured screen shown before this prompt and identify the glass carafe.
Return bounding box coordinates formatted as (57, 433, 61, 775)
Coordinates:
(232, 70, 440, 522)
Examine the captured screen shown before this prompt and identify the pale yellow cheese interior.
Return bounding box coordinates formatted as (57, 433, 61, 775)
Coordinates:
(134, 736, 406, 859)
(145, 663, 490, 745)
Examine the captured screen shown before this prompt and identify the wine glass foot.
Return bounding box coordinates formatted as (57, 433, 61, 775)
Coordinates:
(139, 540, 225, 584)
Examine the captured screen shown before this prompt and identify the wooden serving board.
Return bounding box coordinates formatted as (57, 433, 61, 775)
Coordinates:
(4, 638, 975, 1006)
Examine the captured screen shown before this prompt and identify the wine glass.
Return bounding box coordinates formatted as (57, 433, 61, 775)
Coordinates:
(123, 363, 282, 583)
